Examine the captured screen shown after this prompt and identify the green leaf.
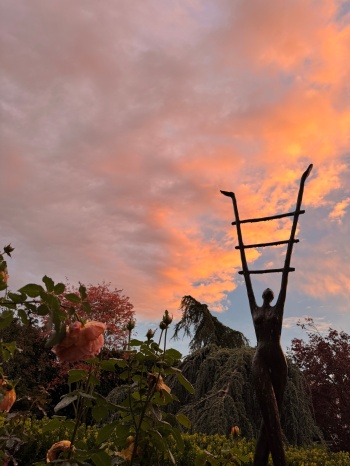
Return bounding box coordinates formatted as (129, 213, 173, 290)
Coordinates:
(176, 413, 191, 429)
(79, 283, 87, 300)
(129, 339, 143, 346)
(0, 282, 7, 291)
(0, 341, 17, 361)
(96, 421, 119, 444)
(36, 303, 50, 316)
(0, 310, 14, 330)
(18, 308, 29, 325)
(0, 301, 16, 309)
(92, 405, 109, 423)
(114, 359, 127, 368)
(131, 391, 142, 401)
(149, 430, 166, 452)
(42, 275, 55, 292)
(54, 395, 77, 413)
(0, 260, 7, 271)
(54, 282, 66, 295)
(195, 451, 219, 466)
(18, 283, 44, 298)
(99, 359, 119, 371)
(65, 293, 81, 303)
(165, 348, 182, 360)
(7, 292, 25, 304)
(176, 372, 195, 394)
(91, 450, 112, 466)
(171, 426, 184, 452)
(82, 301, 91, 314)
(41, 417, 64, 433)
(41, 292, 60, 312)
(68, 369, 88, 384)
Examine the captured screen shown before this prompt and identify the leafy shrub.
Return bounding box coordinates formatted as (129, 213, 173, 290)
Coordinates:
(2, 421, 348, 466)
(169, 433, 350, 466)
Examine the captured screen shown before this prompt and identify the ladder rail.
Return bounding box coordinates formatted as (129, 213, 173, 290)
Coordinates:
(276, 164, 313, 308)
(235, 239, 299, 249)
(221, 164, 313, 309)
(231, 210, 305, 225)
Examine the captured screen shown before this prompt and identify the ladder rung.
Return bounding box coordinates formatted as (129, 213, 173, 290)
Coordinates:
(235, 239, 299, 249)
(231, 210, 305, 225)
(238, 267, 295, 275)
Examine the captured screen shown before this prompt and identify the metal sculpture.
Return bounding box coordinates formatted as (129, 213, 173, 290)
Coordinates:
(221, 164, 313, 466)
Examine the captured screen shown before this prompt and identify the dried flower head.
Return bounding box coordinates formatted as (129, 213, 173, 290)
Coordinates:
(46, 440, 75, 462)
(0, 379, 16, 413)
(119, 436, 141, 462)
(147, 372, 171, 399)
(231, 426, 241, 437)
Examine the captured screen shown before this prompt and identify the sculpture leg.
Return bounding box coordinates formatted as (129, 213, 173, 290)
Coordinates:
(254, 421, 269, 465)
(252, 359, 286, 466)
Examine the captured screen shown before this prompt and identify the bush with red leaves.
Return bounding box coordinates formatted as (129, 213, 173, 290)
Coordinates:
(289, 318, 350, 452)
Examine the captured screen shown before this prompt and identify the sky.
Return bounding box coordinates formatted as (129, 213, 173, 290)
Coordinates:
(1, 0, 350, 355)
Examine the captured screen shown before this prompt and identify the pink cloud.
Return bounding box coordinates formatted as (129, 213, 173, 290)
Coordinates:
(1, 0, 349, 327)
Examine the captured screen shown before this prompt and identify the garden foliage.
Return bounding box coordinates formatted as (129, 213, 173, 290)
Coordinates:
(1, 245, 349, 465)
(289, 317, 350, 452)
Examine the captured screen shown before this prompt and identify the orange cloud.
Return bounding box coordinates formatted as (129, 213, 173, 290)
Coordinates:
(329, 197, 350, 223)
(1, 0, 350, 330)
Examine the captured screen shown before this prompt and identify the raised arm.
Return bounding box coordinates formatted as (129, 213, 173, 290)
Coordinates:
(221, 190, 257, 312)
(276, 164, 313, 310)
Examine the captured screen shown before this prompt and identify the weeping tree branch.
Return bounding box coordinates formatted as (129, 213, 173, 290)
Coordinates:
(172, 295, 249, 352)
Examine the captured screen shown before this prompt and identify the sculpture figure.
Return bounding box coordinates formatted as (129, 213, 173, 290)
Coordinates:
(221, 165, 312, 466)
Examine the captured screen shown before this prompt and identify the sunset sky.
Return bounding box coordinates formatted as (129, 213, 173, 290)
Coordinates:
(1, 0, 350, 354)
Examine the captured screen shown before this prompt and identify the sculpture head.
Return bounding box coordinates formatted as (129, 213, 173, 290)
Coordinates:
(262, 288, 274, 304)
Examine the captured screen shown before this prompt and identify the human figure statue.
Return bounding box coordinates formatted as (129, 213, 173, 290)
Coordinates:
(248, 286, 287, 465)
(221, 164, 313, 466)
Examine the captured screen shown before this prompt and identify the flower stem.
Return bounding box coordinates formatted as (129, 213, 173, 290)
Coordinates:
(68, 363, 94, 459)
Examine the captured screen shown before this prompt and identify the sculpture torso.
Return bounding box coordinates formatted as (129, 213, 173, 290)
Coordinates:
(252, 299, 287, 371)
(253, 304, 282, 345)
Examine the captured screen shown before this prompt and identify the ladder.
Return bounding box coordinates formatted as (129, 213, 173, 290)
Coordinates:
(221, 164, 313, 305)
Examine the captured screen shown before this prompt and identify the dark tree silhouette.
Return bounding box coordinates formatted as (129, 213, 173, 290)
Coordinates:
(289, 318, 350, 452)
(172, 295, 249, 352)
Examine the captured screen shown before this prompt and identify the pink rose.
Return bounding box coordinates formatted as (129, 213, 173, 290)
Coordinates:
(52, 321, 106, 362)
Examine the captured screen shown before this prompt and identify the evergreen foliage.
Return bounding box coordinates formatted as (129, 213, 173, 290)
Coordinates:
(170, 296, 320, 446)
(168, 345, 321, 447)
(173, 295, 249, 351)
